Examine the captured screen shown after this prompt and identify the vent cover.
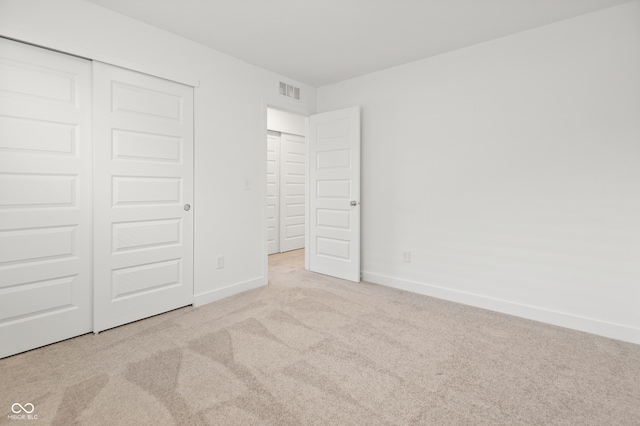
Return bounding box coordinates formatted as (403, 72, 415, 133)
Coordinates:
(279, 82, 300, 100)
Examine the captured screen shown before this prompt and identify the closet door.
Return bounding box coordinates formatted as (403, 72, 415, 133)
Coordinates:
(266, 131, 280, 255)
(279, 133, 306, 252)
(93, 62, 194, 333)
(0, 38, 93, 358)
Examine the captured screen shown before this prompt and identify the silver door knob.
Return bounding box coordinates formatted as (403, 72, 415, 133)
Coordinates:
(350, 200, 358, 207)
(184, 204, 191, 211)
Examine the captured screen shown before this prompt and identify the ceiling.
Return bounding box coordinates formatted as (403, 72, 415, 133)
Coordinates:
(85, 0, 632, 87)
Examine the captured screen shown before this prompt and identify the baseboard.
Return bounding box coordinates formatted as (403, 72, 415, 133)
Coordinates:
(193, 276, 266, 307)
(362, 271, 640, 345)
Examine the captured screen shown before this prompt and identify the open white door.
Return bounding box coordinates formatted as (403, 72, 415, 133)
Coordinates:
(93, 62, 194, 333)
(308, 106, 360, 282)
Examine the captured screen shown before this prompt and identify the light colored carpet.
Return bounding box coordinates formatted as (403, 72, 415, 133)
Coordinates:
(1, 249, 639, 425)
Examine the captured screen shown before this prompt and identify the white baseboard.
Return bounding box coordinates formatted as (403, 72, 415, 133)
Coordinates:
(193, 276, 266, 307)
(362, 271, 640, 345)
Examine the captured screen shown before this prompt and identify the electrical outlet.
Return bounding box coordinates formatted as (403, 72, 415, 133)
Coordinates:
(402, 251, 411, 263)
(217, 255, 224, 269)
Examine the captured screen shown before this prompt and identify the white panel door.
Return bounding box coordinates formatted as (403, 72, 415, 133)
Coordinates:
(0, 38, 92, 357)
(267, 131, 280, 255)
(309, 106, 361, 282)
(279, 133, 306, 252)
(93, 62, 194, 333)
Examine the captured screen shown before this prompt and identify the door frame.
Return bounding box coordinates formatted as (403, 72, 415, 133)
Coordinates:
(261, 97, 314, 283)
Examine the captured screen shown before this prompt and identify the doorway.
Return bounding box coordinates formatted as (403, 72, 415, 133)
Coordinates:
(266, 108, 307, 256)
(262, 104, 362, 285)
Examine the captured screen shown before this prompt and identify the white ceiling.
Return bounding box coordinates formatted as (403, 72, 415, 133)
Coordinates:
(85, 0, 632, 87)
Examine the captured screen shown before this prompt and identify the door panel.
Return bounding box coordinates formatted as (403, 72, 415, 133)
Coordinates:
(0, 38, 92, 358)
(93, 62, 194, 333)
(309, 107, 360, 282)
(279, 133, 306, 252)
(267, 132, 280, 255)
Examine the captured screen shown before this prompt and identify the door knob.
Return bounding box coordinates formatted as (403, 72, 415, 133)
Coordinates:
(350, 200, 358, 207)
(184, 204, 191, 211)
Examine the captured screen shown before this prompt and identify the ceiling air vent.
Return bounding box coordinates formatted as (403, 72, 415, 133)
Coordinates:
(279, 82, 300, 100)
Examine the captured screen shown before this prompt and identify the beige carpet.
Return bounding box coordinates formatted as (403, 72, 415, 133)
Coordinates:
(1, 249, 639, 425)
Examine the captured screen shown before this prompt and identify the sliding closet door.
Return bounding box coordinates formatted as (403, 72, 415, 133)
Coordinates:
(267, 131, 280, 255)
(279, 133, 306, 252)
(0, 38, 93, 358)
(93, 62, 194, 333)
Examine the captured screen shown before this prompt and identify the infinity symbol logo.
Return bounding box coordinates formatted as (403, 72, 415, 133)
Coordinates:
(11, 403, 35, 414)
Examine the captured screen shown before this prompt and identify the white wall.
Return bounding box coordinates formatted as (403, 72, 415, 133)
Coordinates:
(0, 0, 316, 304)
(267, 108, 306, 135)
(317, 2, 640, 344)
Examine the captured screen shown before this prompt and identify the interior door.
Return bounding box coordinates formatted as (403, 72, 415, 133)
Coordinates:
(93, 62, 194, 333)
(308, 106, 361, 282)
(279, 133, 306, 252)
(0, 38, 92, 357)
(267, 131, 280, 255)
